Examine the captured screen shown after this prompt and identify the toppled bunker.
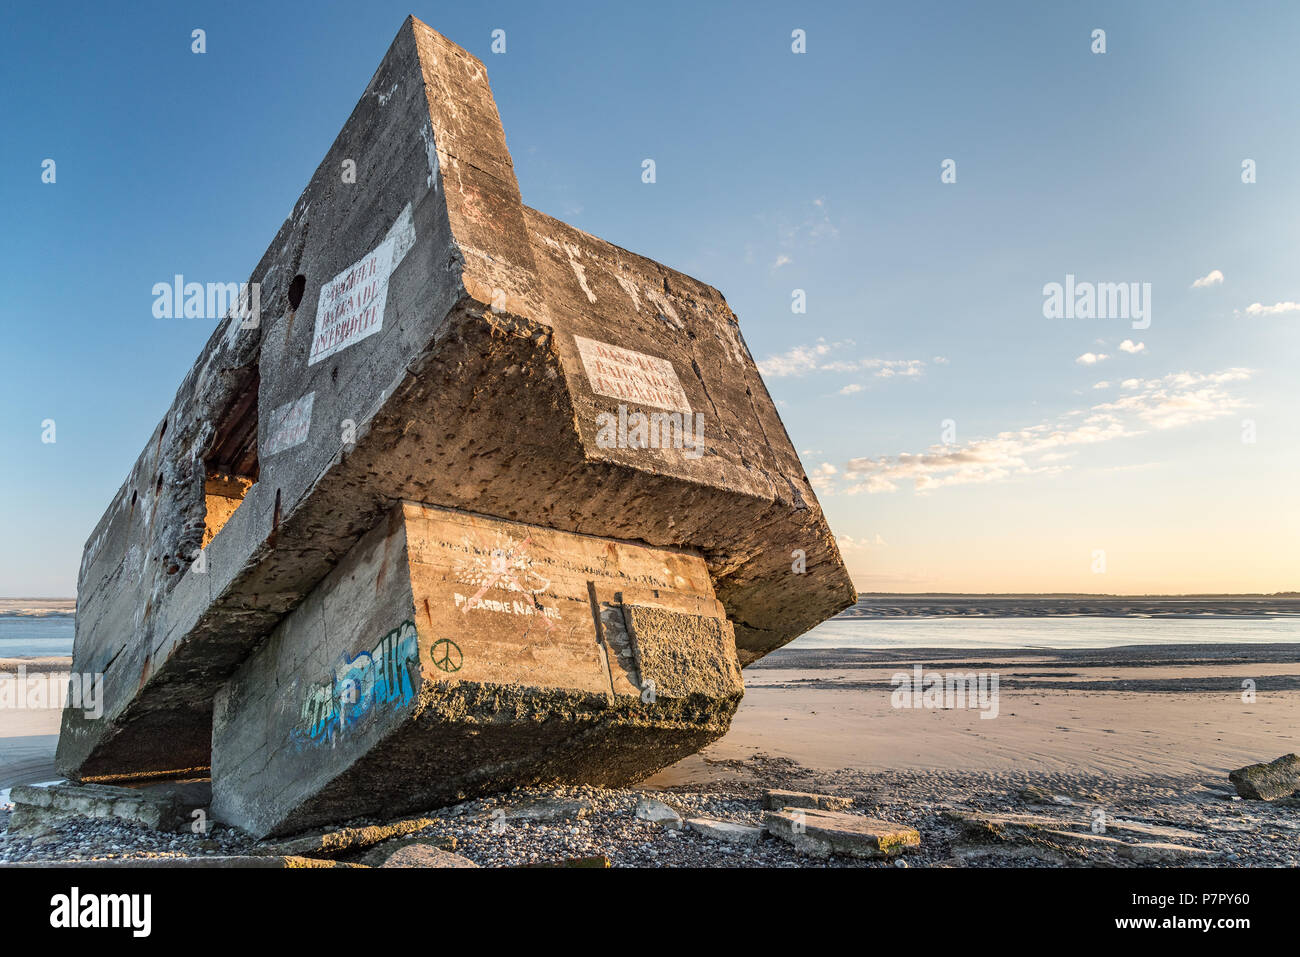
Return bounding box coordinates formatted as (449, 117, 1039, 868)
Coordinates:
(57, 16, 856, 838)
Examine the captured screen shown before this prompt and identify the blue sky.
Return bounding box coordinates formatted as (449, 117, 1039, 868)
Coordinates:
(2, 1, 1298, 595)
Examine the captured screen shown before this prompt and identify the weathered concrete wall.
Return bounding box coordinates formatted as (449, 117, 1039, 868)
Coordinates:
(59, 16, 856, 817)
(213, 503, 741, 837)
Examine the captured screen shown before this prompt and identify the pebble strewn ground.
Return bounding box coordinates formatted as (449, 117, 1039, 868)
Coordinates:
(2, 754, 1297, 867)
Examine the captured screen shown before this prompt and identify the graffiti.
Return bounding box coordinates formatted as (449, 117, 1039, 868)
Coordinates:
(453, 531, 557, 630)
(292, 619, 420, 747)
(453, 532, 550, 597)
(429, 638, 462, 673)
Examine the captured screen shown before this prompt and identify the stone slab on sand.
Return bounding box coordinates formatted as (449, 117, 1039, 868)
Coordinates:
(762, 788, 852, 811)
(685, 817, 764, 844)
(765, 807, 919, 859)
(949, 811, 1214, 863)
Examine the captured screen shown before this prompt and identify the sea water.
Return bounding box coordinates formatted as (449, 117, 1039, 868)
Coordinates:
(792, 614, 1300, 651)
(0, 614, 74, 657)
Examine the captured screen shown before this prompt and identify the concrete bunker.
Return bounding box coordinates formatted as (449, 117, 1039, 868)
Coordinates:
(58, 16, 857, 838)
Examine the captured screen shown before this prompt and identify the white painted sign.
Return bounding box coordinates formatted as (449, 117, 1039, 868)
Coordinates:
(265, 392, 314, 455)
(307, 203, 416, 366)
(573, 335, 691, 413)
(309, 238, 394, 365)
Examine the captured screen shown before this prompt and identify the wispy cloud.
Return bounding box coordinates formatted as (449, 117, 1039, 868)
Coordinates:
(758, 339, 927, 380)
(832, 368, 1252, 494)
(767, 198, 838, 271)
(1237, 301, 1300, 317)
(1075, 352, 1109, 365)
(837, 533, 887, 552)
(808, 462, 838, 490)
(1191, 269, 1224, 288)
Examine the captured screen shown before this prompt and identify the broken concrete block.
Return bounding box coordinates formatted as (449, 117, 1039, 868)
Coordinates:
(55, 15, 854, 839)
(9, 781, 209, 834)
(685, 817, 765, 845)
(634, 796, 683, 828)
(948, 811, 1213, 863)
(1229, 754, 1300, 800)
(765, 808, 920, 859)
(250, 816, 445, 858)
(761, 788, 853, 811)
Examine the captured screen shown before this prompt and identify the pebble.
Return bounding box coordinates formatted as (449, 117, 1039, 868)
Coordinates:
(3, 764, 1295, 868)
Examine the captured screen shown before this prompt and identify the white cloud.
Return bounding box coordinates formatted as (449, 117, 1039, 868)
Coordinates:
(837, 533, 887, 552)
(772, 254, 792, 269)
(932, 355, 950, 365)
(1191, 269, 1224, 288)
(833, 368, 1253, 494)
(1118, 339, 1145, 354)
(1075, 352, 1109, 365)
(1092, 381, 1111, 389)
(839, 383, 863, 395)
(1238, 301, 1300, 317)
(758, 339, 927, 380)
(809, 462, 838, 490)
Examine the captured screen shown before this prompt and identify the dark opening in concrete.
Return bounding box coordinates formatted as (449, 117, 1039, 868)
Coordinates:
(288, 274, 306, 311)
(203, 370, 260, 547)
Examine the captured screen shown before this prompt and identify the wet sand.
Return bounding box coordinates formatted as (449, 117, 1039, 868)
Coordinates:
(649, 643, 1300, 786)
(0, 658, 68, 792)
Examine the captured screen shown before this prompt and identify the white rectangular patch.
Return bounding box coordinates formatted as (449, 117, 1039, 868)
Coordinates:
(265, 392, 314, 455)
(309, 238, 393, 365)
(307, 204, 416, 366)
(574, 335, 691, 413)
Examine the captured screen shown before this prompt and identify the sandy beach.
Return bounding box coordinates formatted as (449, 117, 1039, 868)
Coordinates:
(652, 643, 1300, 784)
(0, 658, 68, 798)
(3, 641, 1298, 866)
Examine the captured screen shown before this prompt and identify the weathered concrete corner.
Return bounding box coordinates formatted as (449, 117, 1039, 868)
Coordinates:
(58, 15, 855, 838)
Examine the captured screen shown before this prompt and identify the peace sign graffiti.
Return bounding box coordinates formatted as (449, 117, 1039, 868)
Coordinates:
(430, 638, 463, 673)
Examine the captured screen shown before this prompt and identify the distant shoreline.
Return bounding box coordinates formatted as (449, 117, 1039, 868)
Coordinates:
(838, 595, 1300, 619)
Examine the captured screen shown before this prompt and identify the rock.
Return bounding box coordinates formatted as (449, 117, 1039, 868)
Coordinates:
(634, 797, 682, 828)
(252, 816, 442, 858)
(685, 817, 764, 845)
(948, 811, 1213, 863)
(373, 842, 479, 868)
(519, 855, 610, 868)
(354, 835, 460, 866)
(1018, 785, 1076, 806)
(1116, 842, 1215, 864)
(762, 789, 852, 812)
(1229, 754, 1300, 800)
(765, 808, 919, 859)
(501, 798, 591, 824)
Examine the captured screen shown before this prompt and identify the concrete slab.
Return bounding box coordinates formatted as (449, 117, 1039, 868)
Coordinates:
(765, 808, 920, 859)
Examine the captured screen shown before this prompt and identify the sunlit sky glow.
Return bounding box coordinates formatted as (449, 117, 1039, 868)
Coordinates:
(1, 1, 1297, 596)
